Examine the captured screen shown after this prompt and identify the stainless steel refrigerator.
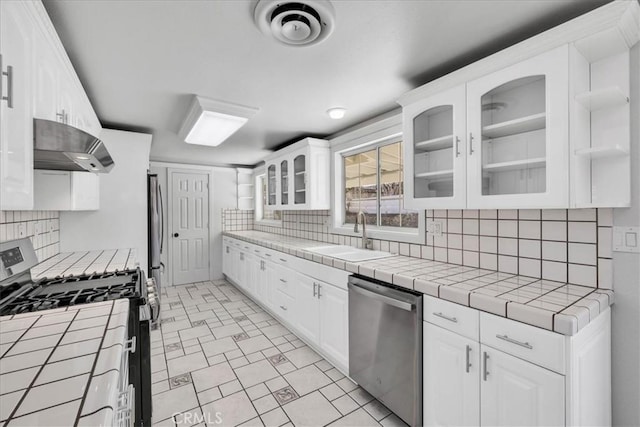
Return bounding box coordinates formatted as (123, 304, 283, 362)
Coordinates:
(148, 173, 163, 326)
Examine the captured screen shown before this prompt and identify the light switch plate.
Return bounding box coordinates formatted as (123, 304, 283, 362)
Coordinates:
(17, 224, 26, 238)
(613, 226, 639, 253)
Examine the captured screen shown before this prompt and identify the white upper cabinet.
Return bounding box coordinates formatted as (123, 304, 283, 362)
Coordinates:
(236, 168, 254, 210)
(31, 2, 101, 136)
(0, 0, 102, 212)
(466, 46, 569, 209)
(264, 137, 330, 210)
(403, 85, 467, 209)
(399, 1, 638, 209)
(0, 0, 35, 210)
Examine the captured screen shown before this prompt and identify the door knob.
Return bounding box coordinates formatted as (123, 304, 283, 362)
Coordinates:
(173, 233, 179, 237)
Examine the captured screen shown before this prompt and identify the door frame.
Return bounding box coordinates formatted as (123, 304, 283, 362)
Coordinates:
(166, 167, 214, 286)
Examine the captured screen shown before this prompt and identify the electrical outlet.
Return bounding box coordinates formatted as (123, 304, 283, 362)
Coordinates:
(18, 223, 26, 238)
(426, 219, 444, 237)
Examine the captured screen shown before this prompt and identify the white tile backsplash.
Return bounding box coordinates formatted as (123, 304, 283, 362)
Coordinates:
(225, 207, 614, 289)
(0, 211, 60, 261)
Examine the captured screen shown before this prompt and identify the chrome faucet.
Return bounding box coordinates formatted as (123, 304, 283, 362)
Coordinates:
(354, 211, 373, 249)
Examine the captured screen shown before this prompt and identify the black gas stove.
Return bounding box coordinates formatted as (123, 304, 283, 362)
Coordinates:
(0, 270, 143, 316)
(0, 238, 155, 426)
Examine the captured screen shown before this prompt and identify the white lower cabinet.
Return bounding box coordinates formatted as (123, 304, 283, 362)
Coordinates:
(295, 273, 349, 369)
(221, 237, 349, 372)
(317, 282, 348, 369)
(424, 322, 480, 427)
(481, 346, 564, 427)
(294, 273, 321, 343)
(423, 295, 611, 427)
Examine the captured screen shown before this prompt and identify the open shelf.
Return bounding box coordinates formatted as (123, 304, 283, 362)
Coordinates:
(295, 171, 305, 176)
(415, 169, 454, 179)
(575, 86, 629, 111)
(575, 145, 629, 159)
(483, 157, 546, 172)
(295, 189, 306, 193)
(482, 112, 546, 139)
(415, 135, 454, 151)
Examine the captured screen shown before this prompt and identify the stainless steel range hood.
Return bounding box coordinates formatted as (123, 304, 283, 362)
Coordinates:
(33, 119, 114, 173)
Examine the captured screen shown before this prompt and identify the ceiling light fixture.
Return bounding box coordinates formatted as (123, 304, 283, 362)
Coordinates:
(254, 0, 336, 47)
(327, 107, 346, 119)
(178, 96, 259, 147)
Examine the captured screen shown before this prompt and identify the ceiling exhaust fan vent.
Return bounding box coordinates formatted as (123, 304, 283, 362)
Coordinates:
(254, 0, 336, 47)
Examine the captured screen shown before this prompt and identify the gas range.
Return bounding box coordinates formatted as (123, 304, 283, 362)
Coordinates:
(0, 238, 156, 426)
(0, 270, 143, 316)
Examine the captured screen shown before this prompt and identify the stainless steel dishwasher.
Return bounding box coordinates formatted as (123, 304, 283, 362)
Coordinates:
(348, 275, 423, 427)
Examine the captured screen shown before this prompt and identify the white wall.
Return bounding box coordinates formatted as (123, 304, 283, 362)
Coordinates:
(611, 43, 640, 427)
(60, 129, 152, 270)
(149, 162, 237, 286)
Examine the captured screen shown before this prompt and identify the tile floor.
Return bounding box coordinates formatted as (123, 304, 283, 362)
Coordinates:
(151, 280, 408, 427)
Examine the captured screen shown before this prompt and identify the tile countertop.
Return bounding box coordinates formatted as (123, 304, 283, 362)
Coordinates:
(31, 248, 138, 280)
(224, 231, 613, 336)
(0, 299, 130, 426)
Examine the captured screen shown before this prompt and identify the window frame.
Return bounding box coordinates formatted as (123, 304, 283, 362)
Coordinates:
(330, 112, 425, 245)
(254, 171, 283, 227)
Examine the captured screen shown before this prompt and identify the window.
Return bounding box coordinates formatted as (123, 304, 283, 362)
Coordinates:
(255, 174, 281, 224)
(344, 140, 418, 229)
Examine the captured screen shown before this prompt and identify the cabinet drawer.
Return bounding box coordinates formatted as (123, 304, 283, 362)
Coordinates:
(424, 295, 479, 341)
(274, 266, 295, 297)
(274, 289, 294, 321)
(480, 312, 565, 374)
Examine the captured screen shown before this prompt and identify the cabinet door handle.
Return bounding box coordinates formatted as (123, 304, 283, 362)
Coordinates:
(496, 334, 533, 350)
(0, 55, 13, 108)
(483, 351, 489, 381)
(317, 284, 322, 299)
(279, 278, 287, 283)
(466, 345, 472, 373)
(455, 136, 461, 158)
(280, 305, 287, 311)
(313, 282, 317, 297)
(469, 132, 474, 155)
(433, 312, 458, 323)
(226, 247, 229, 254)
(280, 258, 287, 262)
(265, 254, 272, 257)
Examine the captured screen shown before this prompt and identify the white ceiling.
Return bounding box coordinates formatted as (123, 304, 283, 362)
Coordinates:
(43, 0, 607, 167)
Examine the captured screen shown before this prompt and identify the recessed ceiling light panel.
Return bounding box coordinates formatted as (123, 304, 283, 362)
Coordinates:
(178, 96, 259, 147)
(327, 107, 346, 119)
(254, 0, 336, 47)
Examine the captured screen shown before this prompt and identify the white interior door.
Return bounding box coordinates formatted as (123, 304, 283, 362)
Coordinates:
(170, 171, 210, 285)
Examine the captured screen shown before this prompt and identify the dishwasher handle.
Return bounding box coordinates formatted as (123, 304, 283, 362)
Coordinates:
(349, 282, 415, 312)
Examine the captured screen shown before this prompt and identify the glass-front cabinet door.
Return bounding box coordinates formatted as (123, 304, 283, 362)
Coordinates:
(267, 163, 277, 206)
(403, 85, 466, 209)
(294, 154, 306, 205)
(280, 159, 289, 206)
(466, 45, 569, 209)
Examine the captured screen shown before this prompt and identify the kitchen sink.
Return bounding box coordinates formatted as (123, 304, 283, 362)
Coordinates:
(304, 245, 395, 262)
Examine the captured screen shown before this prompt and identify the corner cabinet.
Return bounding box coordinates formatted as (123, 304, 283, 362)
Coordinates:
(466, 46, 569, 209)
(400, 1, 638, 209)
(264, 137, 330, 210)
